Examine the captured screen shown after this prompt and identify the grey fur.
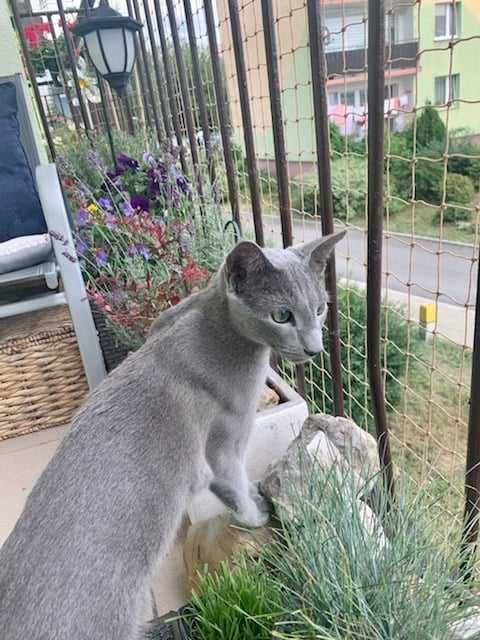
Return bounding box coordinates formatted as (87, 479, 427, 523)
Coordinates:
(0, 231, 345, 639)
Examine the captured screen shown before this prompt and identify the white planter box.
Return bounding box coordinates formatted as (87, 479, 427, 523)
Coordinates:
(245, 368, 309, 480)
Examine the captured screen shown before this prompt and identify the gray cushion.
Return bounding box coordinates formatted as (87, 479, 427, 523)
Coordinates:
(0, 233, 52, 274)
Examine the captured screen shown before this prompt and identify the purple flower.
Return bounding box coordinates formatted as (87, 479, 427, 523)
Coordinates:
(142, 152, 156, 167)
(176, 174, 190, 193)
(103, 211, 115, 229)
(127, 243, 151, 260)
(147, 168, 162, 194)
(130, 193, 150, 212)
(75, 238, 87, 256)
(135, 243, 150, 260)
(98, 197, 113, 211)
(120, 201, 134, 216)
(87, 149, 100, 167)
(116, 153, 138, 171)
(106, 169, 119, 183)
(75, 208, 89, 228)
(95, 246, 108, 267)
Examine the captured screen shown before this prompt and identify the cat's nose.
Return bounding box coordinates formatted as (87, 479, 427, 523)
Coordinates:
(304, 348, 320, 357)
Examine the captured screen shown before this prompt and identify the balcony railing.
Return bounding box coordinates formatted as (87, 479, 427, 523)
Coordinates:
(326, 40, 418, 76)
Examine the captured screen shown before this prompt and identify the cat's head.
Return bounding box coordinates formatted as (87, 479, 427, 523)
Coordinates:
(223, 230, 346, 363)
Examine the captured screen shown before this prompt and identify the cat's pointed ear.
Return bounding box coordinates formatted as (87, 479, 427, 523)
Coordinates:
(225, 241, 273, 293)
(292, 230, 346, 275)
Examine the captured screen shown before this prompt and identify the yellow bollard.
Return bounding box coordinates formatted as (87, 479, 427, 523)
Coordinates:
(419, 303, 436, 340)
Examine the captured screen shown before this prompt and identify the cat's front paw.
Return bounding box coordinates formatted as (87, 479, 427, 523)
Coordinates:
(235, 495, 271, 528)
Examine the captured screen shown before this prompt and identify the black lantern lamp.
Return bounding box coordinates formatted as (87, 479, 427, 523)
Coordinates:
(71, 0, 142, 96)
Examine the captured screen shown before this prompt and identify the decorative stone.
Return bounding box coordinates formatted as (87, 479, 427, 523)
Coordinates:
(256, 385, 281, 412)
(305, 414, 380, 483)
(183, 513, 272, 594)
(260, 414, 384, 544)
(450, 614, 480, 639)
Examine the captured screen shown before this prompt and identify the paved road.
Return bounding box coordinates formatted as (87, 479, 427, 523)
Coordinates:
(243, 214, 479, 308)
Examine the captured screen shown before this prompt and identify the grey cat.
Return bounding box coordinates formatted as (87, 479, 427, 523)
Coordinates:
(0, 230, 345, 640)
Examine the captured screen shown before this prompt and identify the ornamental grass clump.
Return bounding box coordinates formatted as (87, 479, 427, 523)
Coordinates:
(258, 462, 480, 640)
(183, 461, 480, 640)
(59, 148, 213, 348)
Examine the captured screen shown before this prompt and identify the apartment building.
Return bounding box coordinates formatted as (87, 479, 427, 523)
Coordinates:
(417, 0, 480, 136)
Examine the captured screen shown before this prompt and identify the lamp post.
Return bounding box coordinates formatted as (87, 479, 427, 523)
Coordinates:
(72, 0, 141, 137)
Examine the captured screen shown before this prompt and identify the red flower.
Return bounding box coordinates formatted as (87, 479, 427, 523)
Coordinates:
(23, 22, 50, 49)
(181, 261, 208, 285)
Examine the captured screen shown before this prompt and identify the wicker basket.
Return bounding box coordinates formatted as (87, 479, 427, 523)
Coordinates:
(0, 324, 89, 440)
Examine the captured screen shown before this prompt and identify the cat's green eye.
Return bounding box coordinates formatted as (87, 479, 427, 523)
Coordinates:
(271, 309, 293, 324)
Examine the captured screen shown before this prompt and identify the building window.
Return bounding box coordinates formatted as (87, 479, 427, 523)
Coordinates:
(434, 74, 460, 104)
(435, 3, 461, 39)
(329, 91, 339, 106)
(384, 84, 399, 99)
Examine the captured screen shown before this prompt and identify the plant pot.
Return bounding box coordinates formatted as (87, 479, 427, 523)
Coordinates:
(90, 302, 130, 373)
(146, 607, 191, 639)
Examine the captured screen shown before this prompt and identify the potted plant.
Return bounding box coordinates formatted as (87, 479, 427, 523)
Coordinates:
(61, 148, 206, 371)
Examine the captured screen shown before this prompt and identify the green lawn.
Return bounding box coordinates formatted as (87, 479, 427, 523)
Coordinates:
(349, 204, 478, 244)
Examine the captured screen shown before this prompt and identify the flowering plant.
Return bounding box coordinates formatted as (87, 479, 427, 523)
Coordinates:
(61, 149, 209, 348)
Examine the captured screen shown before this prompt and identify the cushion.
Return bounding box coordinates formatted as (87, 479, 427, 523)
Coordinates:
(0, 233, 52, 275)
(0, 82, 47, 243)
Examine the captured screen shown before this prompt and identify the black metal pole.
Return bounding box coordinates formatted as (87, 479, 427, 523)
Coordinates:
(56, 0, 92, 136)
(228, 0, 264, 247)
(203, 0, 241, 229)
(142, 0, 172, 139)
(165, 0, 205, 212)
(153, 0, 188, 174)
(307, 0, 344, 416)
(367, 0, 395, 497)
(96, 73, 117, 169)
(9, 0, 56, 159)
(260, 0, 305, 396)
(131, 0, 165, 142)
(182, 0, 217, 189)
(462, 255, 480, 570)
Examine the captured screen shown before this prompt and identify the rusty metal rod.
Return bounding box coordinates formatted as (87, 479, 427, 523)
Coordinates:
(260, 0, 305, 397)
(367, 0, 395, 497)
(182, 0, 216, 189)
(47, 14, 81, 134)
(131, 0, 164, 142)
(142, 0, 172, 139)
(165, 0, 205, 213)
(203, 0, 241, 229)
(126, 0, 152, 129)
(307, 0, 344, 416)
(57, 0, 92, 136)
(153, 0, 188, 174)
(228, 0, 264, 247)
(9, 0, 56, 158)
(260, 0, 293, 248)
(462, 248, 480, 571)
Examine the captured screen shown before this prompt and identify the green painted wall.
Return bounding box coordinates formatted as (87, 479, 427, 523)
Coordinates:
(251, 30, 317, 167)
(415, 0, 480, 135)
